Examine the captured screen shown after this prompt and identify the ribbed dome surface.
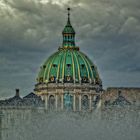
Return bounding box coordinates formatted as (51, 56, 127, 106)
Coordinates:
(37, 48, 100, 84)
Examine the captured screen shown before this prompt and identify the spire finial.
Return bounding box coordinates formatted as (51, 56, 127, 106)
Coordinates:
(67, 7, 70, 16)
(67, 7, 71, 24)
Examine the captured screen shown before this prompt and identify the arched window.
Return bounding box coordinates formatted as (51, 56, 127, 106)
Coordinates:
(48, 95, 55, 110)
(81, 95, 89, 110)
(64, 92, 73, 110)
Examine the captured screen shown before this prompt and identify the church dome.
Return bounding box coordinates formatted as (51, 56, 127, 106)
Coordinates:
(36, 8, 101, 86)
(37, 48, 101, 84)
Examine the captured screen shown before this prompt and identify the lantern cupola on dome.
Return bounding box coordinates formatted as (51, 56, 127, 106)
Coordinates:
(62, 8, 76, 48)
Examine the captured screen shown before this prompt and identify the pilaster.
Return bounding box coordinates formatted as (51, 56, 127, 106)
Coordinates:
(79, 94, 81, 111)
(45, 95, 48, 110)
(73, 94, 76, 111)
(61, 94, 64, 110)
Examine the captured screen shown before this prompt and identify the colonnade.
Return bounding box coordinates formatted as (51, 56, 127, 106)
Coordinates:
(43, 93, 98, 111)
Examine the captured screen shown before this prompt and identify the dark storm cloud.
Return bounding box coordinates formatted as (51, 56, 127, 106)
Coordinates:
(0, 0, 140, 97)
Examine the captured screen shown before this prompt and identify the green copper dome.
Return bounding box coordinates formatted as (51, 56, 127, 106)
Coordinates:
(37, 8, 101, 85)
(37, 48, 101, 84)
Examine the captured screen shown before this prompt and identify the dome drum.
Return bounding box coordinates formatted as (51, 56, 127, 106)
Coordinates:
(34, 82, 102, 94)
(34, 82, 102, 111)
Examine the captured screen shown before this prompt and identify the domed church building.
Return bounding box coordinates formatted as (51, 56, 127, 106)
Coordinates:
(34, 8, 102, 111)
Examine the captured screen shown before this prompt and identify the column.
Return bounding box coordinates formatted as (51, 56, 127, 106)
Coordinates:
(40, 95, 44, 101)
(55, 94, 58, 111)
(61, 94, 64, 110)
(73, 94, 76, 111)
(45, 95, 48, 110)
(89, 94, 92, 111)
(79, 94, 81, 111)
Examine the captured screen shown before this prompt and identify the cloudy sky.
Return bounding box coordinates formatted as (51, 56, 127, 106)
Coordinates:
(0, 0, 140, 98)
